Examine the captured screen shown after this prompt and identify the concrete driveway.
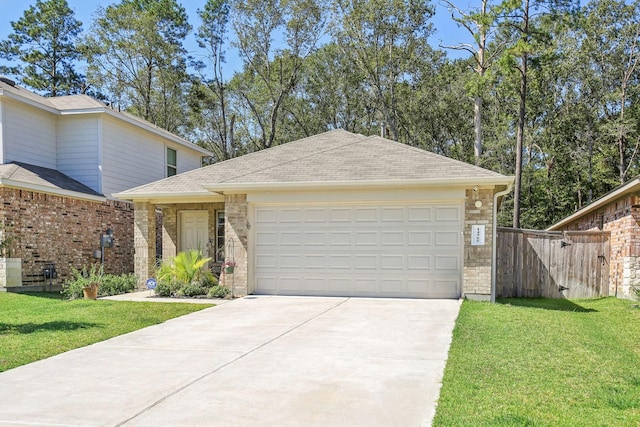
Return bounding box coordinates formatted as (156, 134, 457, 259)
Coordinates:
(0, 296, 461, 427)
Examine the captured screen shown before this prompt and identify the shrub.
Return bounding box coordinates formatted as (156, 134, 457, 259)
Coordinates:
(98, 273, 136, 297)
(207, 285, 230, 299)
(177, 283, 209, 297)
(154, 250, 219, 298)
(155, 280, 180, 297)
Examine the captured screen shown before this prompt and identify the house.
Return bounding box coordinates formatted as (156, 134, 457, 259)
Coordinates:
(116, 130, 514, 300)
(0, 77, 212, 290)
(548, 176, 640, 298)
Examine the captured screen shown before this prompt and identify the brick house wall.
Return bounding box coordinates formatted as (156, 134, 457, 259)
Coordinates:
(557, 194, 640, 297)
(463, 188, 495, 299)
(0, 187, 135, 288)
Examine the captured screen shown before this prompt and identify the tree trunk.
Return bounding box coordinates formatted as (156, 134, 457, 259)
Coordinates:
(474, 96, 483, 164)
(513, 52, 527, 229)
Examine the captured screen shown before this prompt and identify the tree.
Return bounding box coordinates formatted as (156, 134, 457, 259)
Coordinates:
(440, 0, 509, 165)
(498, 0, 577, 228)
(578, 0, 640, 185)
(0, 0, 83, 96)
(331, 0, 435, 141)
(190, 0, 237, 161)
(83, 0, 191, 133)
(231, 0, 324, 151)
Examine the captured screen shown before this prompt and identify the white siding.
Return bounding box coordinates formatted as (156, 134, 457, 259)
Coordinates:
(2, 100, 57, 168)
(57, 115, 100, 193)
(101, 116, 204, 198)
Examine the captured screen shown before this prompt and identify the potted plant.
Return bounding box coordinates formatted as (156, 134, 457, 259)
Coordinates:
(0, 222, 21, 288)
(222, 260, 236, 274)
(62, 264, 103, 300)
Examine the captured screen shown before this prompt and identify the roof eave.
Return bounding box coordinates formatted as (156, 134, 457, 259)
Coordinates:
(113, 191, 224, 204)
(204, 176, 515, 193)
(548, 177, 640, 230)
(0, 179, 106, 202)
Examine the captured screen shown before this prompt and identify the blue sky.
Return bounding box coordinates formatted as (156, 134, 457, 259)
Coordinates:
(0, 0, 472, 76)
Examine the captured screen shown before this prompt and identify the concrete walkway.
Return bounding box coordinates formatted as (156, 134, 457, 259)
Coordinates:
(0, 296, 461, 427)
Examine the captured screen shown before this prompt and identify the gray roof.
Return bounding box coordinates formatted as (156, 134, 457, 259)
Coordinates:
(0, 162, 103, 198)
(117, 130, 512, 201)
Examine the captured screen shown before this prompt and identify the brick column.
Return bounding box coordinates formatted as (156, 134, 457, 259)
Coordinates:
(222, 194, 248, 296)
(134, 202, 156, 289)
(463, 188, 494, 300)
(161, 206, 177, 260)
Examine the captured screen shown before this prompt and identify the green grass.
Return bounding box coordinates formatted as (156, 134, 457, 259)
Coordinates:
(0, 292, 213, 372)
(434, 297, 640, 427)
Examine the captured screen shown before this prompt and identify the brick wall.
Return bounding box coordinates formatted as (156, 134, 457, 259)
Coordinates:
(463, 188, 495, 300)
(222, 194, 248, 296)
(0, 187, 134, 287)
(559, 194, 640, 297)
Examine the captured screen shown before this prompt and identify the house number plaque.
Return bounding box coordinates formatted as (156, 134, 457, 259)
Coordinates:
(471, 224, 485, 246)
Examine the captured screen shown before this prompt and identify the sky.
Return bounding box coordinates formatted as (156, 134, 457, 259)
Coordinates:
(0, 0, 473, 77)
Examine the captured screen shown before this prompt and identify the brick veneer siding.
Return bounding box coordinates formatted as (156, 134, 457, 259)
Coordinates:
(463, 188, 495, 300)
(222, 194, 248, 296)
(557, 194, 640, 297)
(134, 202, 156, 289)
(0, 187, 134, 288)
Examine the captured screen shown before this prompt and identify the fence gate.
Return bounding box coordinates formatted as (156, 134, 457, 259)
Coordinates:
(496, 228, 610, 299)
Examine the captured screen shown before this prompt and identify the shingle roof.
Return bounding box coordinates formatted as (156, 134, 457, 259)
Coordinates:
(117, 130, 512, 201)
(0, 162, 104, 198)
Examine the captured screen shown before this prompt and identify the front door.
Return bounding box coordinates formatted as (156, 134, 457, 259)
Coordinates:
(179, 211, 209, 253)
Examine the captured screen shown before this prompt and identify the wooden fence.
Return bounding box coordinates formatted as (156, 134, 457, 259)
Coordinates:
(496, 228, 610, 299)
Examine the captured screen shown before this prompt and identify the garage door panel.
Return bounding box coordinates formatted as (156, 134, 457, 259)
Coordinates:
(435, 256, 459, 270)
(381, 231, 404, 246)
(253, 203, 462, 298)
(355, 231, 377, 246)
(381, 256, 404, 270)
(382, 207, 404, 222)
(436, 231, 461, 246)
(408, 255, 431, 270)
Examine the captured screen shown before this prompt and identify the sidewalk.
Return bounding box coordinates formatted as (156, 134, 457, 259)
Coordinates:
(101, 290, 230, 305)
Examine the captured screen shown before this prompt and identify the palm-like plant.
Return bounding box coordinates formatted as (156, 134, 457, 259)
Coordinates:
(156, 249, 213, 286)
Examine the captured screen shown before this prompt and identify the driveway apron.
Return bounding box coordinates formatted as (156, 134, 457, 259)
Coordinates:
(0, 296, 461, 427)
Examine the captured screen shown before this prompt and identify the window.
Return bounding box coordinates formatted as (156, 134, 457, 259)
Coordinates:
(216, 211, 225, 262)
(167, 147, 177, 177)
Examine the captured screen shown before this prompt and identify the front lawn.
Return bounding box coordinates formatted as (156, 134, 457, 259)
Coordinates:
(0, 292, 213, 372)
(434, 297, 640, 426)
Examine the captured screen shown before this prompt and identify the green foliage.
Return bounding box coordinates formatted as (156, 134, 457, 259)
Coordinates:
(154, 250, 226, 298)
(83, 0, 191, 133)
(156, 250, 213, 286)
(0, 292, 212, 372)
(207, 285, 230, 298)
(0, 0, 83, 95)
(61, 264, 103, 300)
(98, 273, 137, 297)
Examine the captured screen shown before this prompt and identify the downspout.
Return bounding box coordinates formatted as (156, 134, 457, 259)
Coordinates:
(491, 183, 514, 303)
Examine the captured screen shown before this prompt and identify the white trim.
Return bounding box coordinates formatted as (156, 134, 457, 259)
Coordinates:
(0, 179, 107, 202)
(204, 177, 514, 193)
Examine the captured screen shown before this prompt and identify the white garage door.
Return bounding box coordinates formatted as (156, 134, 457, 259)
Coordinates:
(252, 203, 463, 299)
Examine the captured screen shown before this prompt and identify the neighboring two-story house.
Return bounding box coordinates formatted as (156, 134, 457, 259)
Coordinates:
(0, 77, 212, 290)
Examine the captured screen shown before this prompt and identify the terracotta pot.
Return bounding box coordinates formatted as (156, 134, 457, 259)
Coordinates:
(83, 285, 99, 300)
